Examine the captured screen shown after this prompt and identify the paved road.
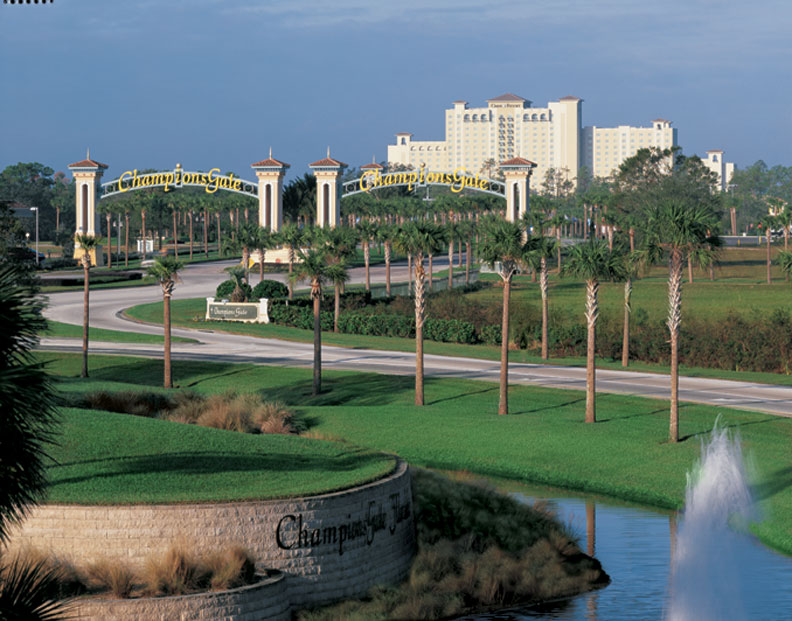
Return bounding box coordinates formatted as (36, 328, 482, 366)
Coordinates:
(39, 257, 792, 418)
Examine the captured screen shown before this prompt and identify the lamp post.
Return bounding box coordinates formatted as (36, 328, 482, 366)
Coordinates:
(30, 207, 39, 265)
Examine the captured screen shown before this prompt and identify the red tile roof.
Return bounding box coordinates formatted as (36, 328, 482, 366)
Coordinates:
(309, 157, 347, 168)
(68, 158, 108, 169)
(251, 158, 290, 168)
(652, 118, 672, 124)
(360, 162, 384, 169)
(500, 157, 537, 167)
(487, 93, 526, 102)
(559, 95, 582, 102)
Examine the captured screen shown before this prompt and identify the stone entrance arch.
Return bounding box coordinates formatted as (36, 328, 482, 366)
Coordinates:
(310, 151, 347, 228)
(68, 154, 108, 265)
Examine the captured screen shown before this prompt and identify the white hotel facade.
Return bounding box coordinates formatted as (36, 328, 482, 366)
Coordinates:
(387, 93, 732, 189)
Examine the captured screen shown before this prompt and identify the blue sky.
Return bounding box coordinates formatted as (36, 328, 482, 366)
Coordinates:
(1, 0, 789, 183)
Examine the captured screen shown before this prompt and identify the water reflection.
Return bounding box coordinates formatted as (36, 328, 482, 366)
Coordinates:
(455, 479, 792, 621)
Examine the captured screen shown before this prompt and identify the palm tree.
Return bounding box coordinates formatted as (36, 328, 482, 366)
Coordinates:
(277, 223, 303, 300)
(356, 219, 378, 291)
(394, 222, 446, 406)
(456, 219, 475, 285)
(253, 226, 274, 283)
(75, 234, 99, 378)
(147, 256, 184, 388)
(318, 227, 358, 333)
(445, 220, 462, 289)
(524, 220, 557, 361)
(229, 222, 260, 283)
(546, 212, 566, 271)
(777, 250, 792, 280)
(0, 265, 71, 619)
(641, 175, 721, 442)
(292, 249, 342, 396)
(478, 217, 525, 415)
(563, 239, 625, 423)
(224, 266, 249, 302)
(760, 214, 779, 285)
(376, 224, 395, 296)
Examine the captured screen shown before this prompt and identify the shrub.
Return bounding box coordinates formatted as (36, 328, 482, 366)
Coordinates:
(167, 390, 206, 424)
(251, 279, 288, 301)
(73, 390, 173, 418)
(196, 393, 258, 433)
(215, 279, 252, 301)
(253, 400, 300, 435)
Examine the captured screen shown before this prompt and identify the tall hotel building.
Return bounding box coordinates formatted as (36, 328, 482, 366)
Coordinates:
(386, 94, 679, 184)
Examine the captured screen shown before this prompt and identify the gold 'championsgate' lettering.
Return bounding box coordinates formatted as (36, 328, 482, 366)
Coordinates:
(359, 165, 490, 194)
(117, 164, 243, 194)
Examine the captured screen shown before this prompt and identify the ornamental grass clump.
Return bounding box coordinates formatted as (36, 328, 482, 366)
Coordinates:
(297, 470, 609, 621)
(84, 559, 136, 598)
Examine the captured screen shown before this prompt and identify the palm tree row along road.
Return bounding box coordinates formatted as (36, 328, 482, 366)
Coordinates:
(38, 256, 792, 418)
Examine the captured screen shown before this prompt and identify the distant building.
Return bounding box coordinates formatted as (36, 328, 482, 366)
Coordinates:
(699, 149, 735, 192)
(386, 94, 681, 185)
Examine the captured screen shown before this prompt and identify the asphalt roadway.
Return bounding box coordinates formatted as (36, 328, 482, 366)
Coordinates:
(39, 256, 792, 418)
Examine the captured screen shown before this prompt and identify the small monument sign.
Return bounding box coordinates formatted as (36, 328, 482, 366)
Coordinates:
(205, 298, 270, 323)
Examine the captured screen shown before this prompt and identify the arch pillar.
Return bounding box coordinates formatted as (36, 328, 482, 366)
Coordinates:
(251, 153, 290, 232)
(309, 151, 347, 228)
(68, 154, 108, 266)
(500, 157, 537, 224)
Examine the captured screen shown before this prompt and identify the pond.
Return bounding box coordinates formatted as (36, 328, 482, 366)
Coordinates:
(455, 476, 792, 621)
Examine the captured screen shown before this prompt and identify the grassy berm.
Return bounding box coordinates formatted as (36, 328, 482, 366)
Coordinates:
(298, 469, 609, 620)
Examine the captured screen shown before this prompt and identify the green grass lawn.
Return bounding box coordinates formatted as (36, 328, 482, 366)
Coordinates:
(123, 297, 792, 386)
(47, 407, 395, 504)
(39, 352, 792, 556)
(44, 320, 196, 344)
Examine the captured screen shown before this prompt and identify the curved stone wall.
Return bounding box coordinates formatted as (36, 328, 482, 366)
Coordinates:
(70, 572, 290, 621)
(8, 460, 415, 607)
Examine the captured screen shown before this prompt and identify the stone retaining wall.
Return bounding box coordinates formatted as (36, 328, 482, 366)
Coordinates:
(8, 460, 415, 608)
(70, 572, 290, 621)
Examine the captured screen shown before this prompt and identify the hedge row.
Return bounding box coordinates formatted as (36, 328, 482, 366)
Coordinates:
(269, 302, 498, 345)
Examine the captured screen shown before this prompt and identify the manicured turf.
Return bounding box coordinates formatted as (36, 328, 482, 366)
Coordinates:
(39, 352, 792, 556)
(123, 296, 792, 386)
(47, 407, 395, 504)
(44, 320, 196, 344)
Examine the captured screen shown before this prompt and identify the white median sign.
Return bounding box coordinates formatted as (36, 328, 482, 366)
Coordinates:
(205, 297, 270, 323)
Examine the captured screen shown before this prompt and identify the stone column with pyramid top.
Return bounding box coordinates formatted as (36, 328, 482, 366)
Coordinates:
(500, 157, 537, 223)
(310, 150, 347, 228)
(68, 153, 108, 266)
(251, 151, 290, 233)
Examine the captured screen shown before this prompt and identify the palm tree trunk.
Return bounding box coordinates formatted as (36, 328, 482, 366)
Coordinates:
(767, 234, 772, 284)
(556, 230, 562, 273)
(243, 248, 250, 283)
(465, 242, 471, 285)
(730, 207, 737, 237)
(408, 254, 413, 291)
(259, 248, 264, 282)
(81, 263, 90, 378)
(385, 241, 391, 296)
(172, 211, 178, 258)
(622, 277, 632, 367)
(414, 257, 426, 406)
(312, 287, 321, 396)
(540, 257, 549, 360)
(629, 228, 635, 252)
(106, 213, 112, 267)
(668, 249, 683, 443)
(448, 241, 454, 289)
(163, 291, 172, 388)
(334, 283, 340, 333)
(288, 248, 295, 300)
(583, 204, 589, 240)
(124, 212, 129, 266)
(498, 275, 512, 415)
(428, 254, 433, 291)
(687, 253, 694, 284)
(457, 238, 463, 267)
(189, 210, 194, 260)
(141, 210, 147, 260)
(216, 213, 221, 254)
(203, 209, 209, 257)
(584, 279, 599, 423)
(364, 242, 370, 291)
